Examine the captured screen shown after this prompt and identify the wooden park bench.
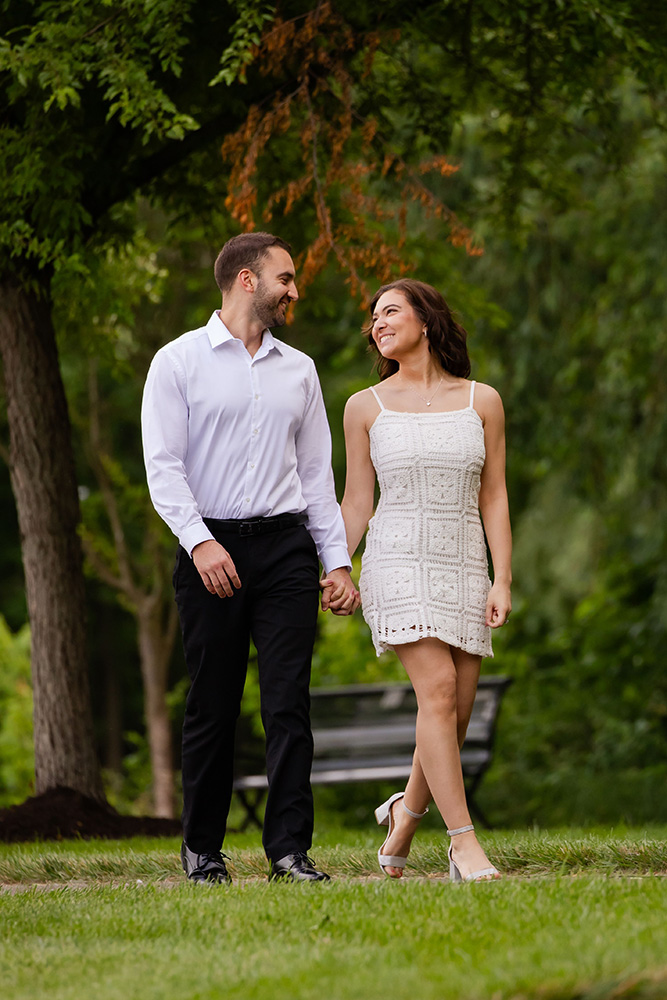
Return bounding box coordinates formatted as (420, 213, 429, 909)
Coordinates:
(233, 675, 512, 830)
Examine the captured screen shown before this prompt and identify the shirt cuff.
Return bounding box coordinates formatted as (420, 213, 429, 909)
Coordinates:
(181, 521, 216, 558)
(319, 546, 353, 575)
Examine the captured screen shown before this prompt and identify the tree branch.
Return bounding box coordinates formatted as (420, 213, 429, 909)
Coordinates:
(87, 360, 139, 602)
(80, 533, 125, 594)
(303, 84, 368, 294)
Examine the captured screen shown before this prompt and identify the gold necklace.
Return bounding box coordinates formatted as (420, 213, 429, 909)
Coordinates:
(400, 373, 444, 406)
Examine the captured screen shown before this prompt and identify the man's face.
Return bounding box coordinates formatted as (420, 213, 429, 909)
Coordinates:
(252, 247, 299, 328)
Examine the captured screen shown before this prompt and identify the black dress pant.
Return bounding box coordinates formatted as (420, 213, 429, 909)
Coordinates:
(174, 521, 320, 861)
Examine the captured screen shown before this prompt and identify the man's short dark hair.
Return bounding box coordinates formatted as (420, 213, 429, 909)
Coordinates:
(214, 232, 292, 293)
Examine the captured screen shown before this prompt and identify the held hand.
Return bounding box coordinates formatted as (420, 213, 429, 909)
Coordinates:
(192, 539, 242, 598)
(485, 582, 512, 629)
(320, 568, 360, 616)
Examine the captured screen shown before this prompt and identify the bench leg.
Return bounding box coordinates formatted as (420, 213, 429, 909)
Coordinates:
(234, 789, 266, 832)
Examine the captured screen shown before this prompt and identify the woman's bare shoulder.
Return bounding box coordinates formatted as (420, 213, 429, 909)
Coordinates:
(344, 386, 385, 433)
(346, 386, 381, 413)
(473, 380, 501, 400)
(472, 381, 505, 428)
(473, 381, 504, 408)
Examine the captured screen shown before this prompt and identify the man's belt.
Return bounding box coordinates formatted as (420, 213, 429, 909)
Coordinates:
(203, 511, 308, 537)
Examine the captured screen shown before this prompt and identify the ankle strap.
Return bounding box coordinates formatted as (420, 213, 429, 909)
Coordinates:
(447, 824, 474, 837)
(403, 801, 429, 820)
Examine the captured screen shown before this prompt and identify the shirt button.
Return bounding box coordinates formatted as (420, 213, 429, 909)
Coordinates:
(249, 463, 255, 469)
(254, 394, 260, 400)
(245, 498, 251, 503)
(253, 428, 259, 435)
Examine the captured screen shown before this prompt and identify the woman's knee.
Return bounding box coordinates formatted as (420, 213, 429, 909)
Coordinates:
(416, 673, 458, 721)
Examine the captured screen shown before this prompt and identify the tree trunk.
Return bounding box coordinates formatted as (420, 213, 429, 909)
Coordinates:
(136, 598, 177, 818)
(0, 280, 105, 802)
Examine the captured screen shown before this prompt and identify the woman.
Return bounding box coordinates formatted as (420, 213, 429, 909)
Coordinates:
(339, 279, 511, 882)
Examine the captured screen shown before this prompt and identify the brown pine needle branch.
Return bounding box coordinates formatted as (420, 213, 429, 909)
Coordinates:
(304, 85, 368, 297)
(220, 5, 482, 303)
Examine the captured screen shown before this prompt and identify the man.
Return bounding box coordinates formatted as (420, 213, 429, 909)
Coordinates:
(142, 232, 358, 885)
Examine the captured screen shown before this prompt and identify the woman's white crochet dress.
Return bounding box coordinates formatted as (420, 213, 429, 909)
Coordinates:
(359, 380, 493, 658)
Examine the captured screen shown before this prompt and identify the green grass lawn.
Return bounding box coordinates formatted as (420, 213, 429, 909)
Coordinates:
(1, 828, 666, 1000)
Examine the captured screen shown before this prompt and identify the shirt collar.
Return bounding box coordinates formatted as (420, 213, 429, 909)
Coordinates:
(206, 311, 283, 357)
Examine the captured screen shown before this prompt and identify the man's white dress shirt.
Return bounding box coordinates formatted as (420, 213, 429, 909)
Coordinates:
(141, 311, 351, 573)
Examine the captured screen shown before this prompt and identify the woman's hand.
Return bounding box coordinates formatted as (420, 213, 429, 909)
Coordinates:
(320, 568, 361, 615)
(485, 581, 512, 629)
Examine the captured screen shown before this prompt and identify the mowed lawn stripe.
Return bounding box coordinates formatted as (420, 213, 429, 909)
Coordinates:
(1, 871, 667, 999)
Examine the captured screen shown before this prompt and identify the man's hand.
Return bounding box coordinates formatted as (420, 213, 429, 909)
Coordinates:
(192, 539, 242, 598)
(320, 567, 360, 616)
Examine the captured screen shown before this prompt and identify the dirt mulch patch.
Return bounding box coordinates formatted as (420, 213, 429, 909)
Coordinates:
(0, 787, 182, 843)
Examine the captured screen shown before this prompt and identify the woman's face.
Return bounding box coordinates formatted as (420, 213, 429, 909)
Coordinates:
(371, 289, 425, 358)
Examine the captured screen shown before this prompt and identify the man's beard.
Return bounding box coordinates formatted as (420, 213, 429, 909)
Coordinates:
(253, 279, 290, 328)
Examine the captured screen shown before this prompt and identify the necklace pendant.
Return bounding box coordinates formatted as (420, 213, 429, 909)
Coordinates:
(401, 371, 444, 407)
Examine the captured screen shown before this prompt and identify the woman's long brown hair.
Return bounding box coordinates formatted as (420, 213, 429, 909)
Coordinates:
(364, 278, 471, 381)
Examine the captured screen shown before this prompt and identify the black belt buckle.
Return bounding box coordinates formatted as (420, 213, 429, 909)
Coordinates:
(238, 520, 258, 536)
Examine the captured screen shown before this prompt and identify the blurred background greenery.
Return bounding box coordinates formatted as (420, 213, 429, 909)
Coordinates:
(1, 2, 665, 828)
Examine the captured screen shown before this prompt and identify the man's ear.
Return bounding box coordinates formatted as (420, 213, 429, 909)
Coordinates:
(238, 268, 256, 293)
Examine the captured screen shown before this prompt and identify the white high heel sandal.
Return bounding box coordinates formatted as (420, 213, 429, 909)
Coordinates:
(447, 824, 500, 883)
(375, 792, 429, 877)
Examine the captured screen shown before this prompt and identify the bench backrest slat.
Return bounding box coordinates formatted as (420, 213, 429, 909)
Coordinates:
(234, 675, 512, 777)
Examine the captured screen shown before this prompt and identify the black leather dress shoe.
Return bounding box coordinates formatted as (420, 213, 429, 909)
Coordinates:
(269, 852, 331, 883)
(181, 841, 232, 884)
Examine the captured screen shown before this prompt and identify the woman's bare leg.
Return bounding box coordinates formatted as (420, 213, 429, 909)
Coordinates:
(381, 638, 496, 880)
(451, 645, 483, 745)
(378, 746, 430, 877)
(380, 647, 481, 874)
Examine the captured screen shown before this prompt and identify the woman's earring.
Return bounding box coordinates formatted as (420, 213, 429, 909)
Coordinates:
(423, 328, 428, 336)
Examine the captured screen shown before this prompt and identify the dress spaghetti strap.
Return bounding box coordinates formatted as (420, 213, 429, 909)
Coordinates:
(369, 385, 385, 411)
(469, 380, 477, 408)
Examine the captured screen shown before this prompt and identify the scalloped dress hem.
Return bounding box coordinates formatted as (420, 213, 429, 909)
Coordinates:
(368, 624, 493, 659)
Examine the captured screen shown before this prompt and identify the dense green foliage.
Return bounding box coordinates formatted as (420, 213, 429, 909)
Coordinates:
(0, 617, 33, 806)
(460, 83, 667, 825)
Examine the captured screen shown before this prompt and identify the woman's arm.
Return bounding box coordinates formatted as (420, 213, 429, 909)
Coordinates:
(476, 384, 512, 629)
(320, 390, 377, 613)
(340, 391, 377, 556)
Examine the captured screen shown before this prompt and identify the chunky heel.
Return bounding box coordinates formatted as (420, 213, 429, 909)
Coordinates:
(448, 845, 462, 882)
(376, 792, 429, 877)
(374, 792, 402, 828)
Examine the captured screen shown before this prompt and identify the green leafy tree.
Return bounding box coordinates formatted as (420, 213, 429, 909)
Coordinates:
(0, 0, 277, 801)
(1, 0, 665, 809)
(59, 232, 184, 818)
(444, 79, 667, 824)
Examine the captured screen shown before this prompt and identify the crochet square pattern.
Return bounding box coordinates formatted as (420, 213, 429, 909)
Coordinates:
(360, 407, 492, 658)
